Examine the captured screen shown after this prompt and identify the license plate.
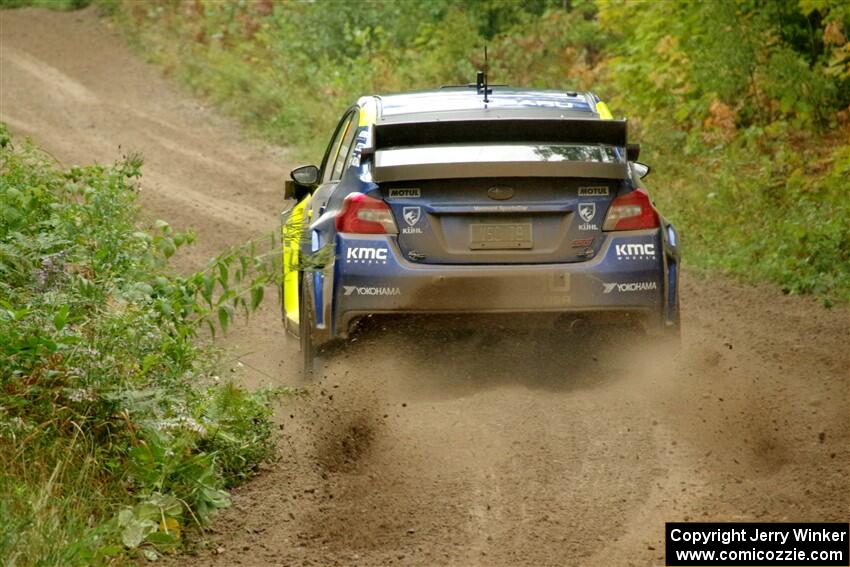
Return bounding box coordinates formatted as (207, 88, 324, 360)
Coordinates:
(469, 222, 533, 249)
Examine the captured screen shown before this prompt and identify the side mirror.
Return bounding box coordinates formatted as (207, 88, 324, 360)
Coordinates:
(632, 162, 651, 179)
(290, 164, 320, 187)
(626, 143, 641, 162)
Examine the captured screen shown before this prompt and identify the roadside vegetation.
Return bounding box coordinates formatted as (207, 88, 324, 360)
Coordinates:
(108, 0, 850, 304)
(0, 124, 279, 564)
(0, 0, 87, 9)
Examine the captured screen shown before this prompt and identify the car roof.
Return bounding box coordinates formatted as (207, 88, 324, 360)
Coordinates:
(367, 87, 602, 124)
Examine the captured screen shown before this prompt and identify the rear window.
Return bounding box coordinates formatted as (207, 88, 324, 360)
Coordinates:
(376, 144, 623, 167)
(372, 143, 627, 183)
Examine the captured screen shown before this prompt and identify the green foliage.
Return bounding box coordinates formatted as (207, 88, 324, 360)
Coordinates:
(596, 0, 850, 303)
(0, 125, 280, 564)
(113, 0, 849, 303)
(598, 0, 848, 130)
(196, 383, 277, 488)
(651, 128, 850, 304)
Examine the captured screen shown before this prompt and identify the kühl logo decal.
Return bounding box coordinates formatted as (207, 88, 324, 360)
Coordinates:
(403, 206, 421, 226)
(578, 202, 596, 223)
(577, 202, 599, 231)
(402, 206, 423, 234)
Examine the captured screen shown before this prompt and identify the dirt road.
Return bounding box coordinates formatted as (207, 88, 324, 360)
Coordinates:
(2, 8, 848, 567)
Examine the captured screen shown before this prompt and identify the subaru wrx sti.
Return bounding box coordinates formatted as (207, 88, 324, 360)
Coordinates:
(280, 85, 681, 374)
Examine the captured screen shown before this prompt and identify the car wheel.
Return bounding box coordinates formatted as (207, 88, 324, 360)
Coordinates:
(299, 274, 315, 379)
(653, 298, 682, 354)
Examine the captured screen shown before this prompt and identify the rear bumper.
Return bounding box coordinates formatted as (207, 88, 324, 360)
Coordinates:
(320, 228, 677, 338)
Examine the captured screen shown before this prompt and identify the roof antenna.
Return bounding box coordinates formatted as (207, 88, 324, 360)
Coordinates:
(476, 45, 491, 104)
(484, 45, 490, 104)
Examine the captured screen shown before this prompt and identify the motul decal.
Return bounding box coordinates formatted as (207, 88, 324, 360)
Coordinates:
(578, 186, 610, 197)
(388, 188, 420, 198)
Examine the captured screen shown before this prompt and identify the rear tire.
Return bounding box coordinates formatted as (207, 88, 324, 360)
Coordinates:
(299, 275, 315, 379)
(643, 307, 681, 350)
(667, 294, 682, 344)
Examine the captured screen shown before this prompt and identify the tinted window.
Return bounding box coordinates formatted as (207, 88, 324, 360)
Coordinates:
(331, 113, 359, 181)
(321, 110, 358, 184)
(321, 112, 350, 183)
(377, 143, 623, 166)
(372, 143, 627, 183)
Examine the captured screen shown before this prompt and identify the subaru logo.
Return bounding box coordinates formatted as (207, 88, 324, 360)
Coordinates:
(487, 186, 514, 200)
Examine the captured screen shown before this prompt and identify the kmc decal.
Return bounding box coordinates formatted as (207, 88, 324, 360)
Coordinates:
(345, 247, 388, 264)
(615, 243, 656, 260)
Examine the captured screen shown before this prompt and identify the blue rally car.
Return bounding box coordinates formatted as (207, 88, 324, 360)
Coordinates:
(281, 85, 680, 374)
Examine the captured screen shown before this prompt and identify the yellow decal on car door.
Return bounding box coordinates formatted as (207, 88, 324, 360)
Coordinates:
(282, 194, 311, 327)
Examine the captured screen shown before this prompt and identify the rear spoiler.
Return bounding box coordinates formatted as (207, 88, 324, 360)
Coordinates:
(364, 118, 630, 183)
(363, 117, 627, 154)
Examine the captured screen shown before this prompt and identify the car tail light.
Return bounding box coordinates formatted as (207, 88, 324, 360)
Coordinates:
(602, 188, 659, 231)
(336, 192, 398, 234)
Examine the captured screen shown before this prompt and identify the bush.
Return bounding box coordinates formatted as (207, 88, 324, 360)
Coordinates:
(0, 124, 279, 564)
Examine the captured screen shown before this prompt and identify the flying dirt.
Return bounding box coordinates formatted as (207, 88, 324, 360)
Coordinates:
(1, 8, 847, 567)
